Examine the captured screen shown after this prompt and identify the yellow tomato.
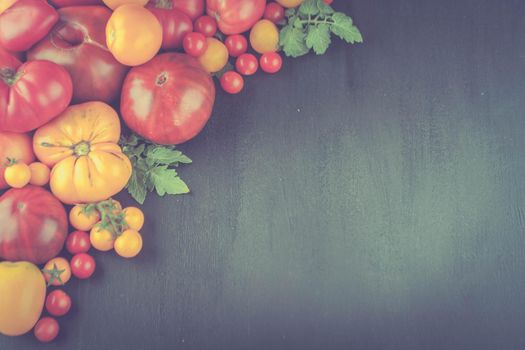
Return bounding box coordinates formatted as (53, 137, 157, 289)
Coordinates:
(250, 19, 279, 54)
(90, 225, 115, 252)
(276, 0, 304, 8)
(0, 261, 46, 336)
(4, 163, 31, 188)
(106, 4, 162, 66)
(114, 229, 143, 258)
(198, 37, 229, 73)
(43, 257, 72, 286)
(0, 0, 17, 14)
(70, 205, 100, 231)
(123, 207, 145, 231)
(33, 102, 132, 204)
(29, 162, 50, 186)
(102, 0, 148, 10)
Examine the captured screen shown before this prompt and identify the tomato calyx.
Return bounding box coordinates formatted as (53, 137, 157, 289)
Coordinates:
(152, 0, 173, 9)
(73, 141, 91, 156)
(42, 263, 66, 287)
(0, 68, 23, 86)
(86, 199, 128, 238)
(156, 72, 169, 86)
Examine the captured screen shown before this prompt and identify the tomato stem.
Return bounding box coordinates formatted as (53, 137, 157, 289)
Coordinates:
(0, 68, 23, 86)
(73, 141, 91, 156)
(154, 0, 173, 9)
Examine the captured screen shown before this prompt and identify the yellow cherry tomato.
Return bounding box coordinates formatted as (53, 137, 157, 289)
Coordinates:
(114, 229, 143, 258)
(4, 163, 31, 188)
(198, 37, 228, 73)
(123, 207, 145, 231)
(276, 0, 304, 8)
(90, 225, 115, 252)
(29, 162, 50, 186)
(250, 19, 279, 54)
(43, 257, 72, 286)
(70, 205, 100, 231)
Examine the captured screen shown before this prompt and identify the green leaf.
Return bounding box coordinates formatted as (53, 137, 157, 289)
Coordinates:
(330, 12, 363, 43)
(316, 0, 334, 15)
(127, 169, 147, 204)
(305, 23, 331, 55)
(280, 26, 310, 58)
(285, 8, 296, 17)
(147, 147, 192, 165)
(299, 0, 319, 16)
(150, 166, 190, 196)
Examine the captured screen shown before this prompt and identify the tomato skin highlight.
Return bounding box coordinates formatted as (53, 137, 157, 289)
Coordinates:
(183, 32, 208, 57)
(220, 71, 245, 94)
(260, 51, 283, 73)
(45, 290, 71, 317)
(71, 253, 96, 279)
(66, 230, 91, 254)
(235, 53, 259, 76)
(34, 317, 59, 343)
(225, 34, 248, 57)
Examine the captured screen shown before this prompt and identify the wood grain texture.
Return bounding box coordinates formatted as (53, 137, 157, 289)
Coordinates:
(2, 0, 525, 349)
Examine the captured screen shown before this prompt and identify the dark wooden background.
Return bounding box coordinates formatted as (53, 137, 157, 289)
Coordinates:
(2, 0, 525, 349)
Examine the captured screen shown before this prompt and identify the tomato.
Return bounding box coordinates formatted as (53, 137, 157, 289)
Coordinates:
(0, 132, 34, 189)
(102, 0, 148, 10)
(183, 32, 208, 57)
(33, 102, 132, 204)
(90, 225, 115, 252)
(264, 2, 285, 23)
(28, 162, 50, 186)
(50, 0, 103, 6)
(275, 0, 303, 8)
(249, 19, 279, 53)
(70, 253, 96, 279)
(43, 257, 72, 286)
(4, 163, 31, 188)
(220, 71, 244, 94)
(28, 6, 129, 104)
(114, 229, 143, 258)
(123, 207, 145, 231)
(154, 0, 204, 21)
(323, 0, 333, 4)
(121, 53, 215, 145)
(66, 230, 91, 254)
(45, 290, 71, 317)
(0, 0, 58, 52)
(34, 317, 59, 343)
(70, 205, 100, 231)
(0, 262, 46, 336)
(0, 186, 68, 264)
(260, 51, 282, 73)
(194, 15, 217, 37)
(235, 53, 258, 75)
(147, 6, 193, 50)
(206, 0, 266, 35)
(106, 4, 163, 66)
(225, 34, 248, 57)
(0, 59, 73, 133)
(198, 37, 229, 73)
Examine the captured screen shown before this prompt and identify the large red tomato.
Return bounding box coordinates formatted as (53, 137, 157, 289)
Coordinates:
(206, 0, 266, 35)
(50, 0, 103, 7)
(148, 0, 204, 21)
(28, 6, 129, 104)
(147, 5, 193, 50)
(0, 132, 34, 189)
(120, 53, 215, 145)
(0, 59, 73, 132)
(0, 0, 59, 52)
(0, 186, 68, 264)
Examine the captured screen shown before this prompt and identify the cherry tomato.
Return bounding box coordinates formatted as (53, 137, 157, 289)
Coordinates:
(123, 207, 145, 231)
(90, 225, 115, 252)
(70, 253, 96, 279)
(220, 71, 244, 94)
(249, 19, 279, 54)
(264, 2, 285, 23)
(114, 229, 143, 258)
(235, 53, 258, 76)
(198, 37, 229, 73)
(324, 0, 333, 4)
(194, 15, 217, 37)
(66, 230, 91, 254)
(34, 317, 59, 343)
(4, 163, 31, 188)
(260, 52, 282, 73)
(183, 32, 207, 57)
(28, 162, 50, 186)
(45, 290, 71, 317)
(43, 257, 72, 286)
(69, 205, 100, 231)
(224, 34, 248, 57)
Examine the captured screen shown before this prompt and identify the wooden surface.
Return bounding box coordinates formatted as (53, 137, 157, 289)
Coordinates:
(3, 0, 525, 349)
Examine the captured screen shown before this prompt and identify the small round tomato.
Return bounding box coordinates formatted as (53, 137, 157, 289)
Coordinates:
(28, 162, 50, 186)
(194, 15, 217, 37)
(198, 37, 229, 73)
(4, 163, 31, 188)
(70, 253, 96, 279)
(324, 0, 333, 4)
(69, 205, 100, 231)
(66, 230, 91, 254)
(220, 71, 244, 94)
(260, 52, 282, 73)
(123, 207, 145, 231)
(90, 225, 115, 252)
(45, 290, 71, 317)
(34, 317, 59, 343)
(235, 53, 258, 76)
(183, 32, 207, 56)
(225, 34, 248, 57)
(275, 0, 303, 8)
(43, 257, 72, 286)
(114, 229, 143, 258)
(250, 19, 279, 54)
(264, 2, 285, 23)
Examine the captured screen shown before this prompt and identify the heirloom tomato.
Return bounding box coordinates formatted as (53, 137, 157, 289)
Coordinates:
(147, 5, 193, 50)
(206, 0, 266, 35)
(148, 0, 205, 21)
(0, 131, 34, 189)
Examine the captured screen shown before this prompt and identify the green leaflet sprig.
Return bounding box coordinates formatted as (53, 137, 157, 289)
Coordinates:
(280, 0, 363, 58)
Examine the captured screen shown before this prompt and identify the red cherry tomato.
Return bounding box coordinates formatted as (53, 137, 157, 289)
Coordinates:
(70, 253, 96, 279)
(183, 32, 208, 57)
(324, 0, 333, 4)
(194, 15, 217, 37)
(34, 317, 59, 343)
(220, 71, 244, 94)
(235, 53, 258, 76)
(264, 2, 285, 23)
(224, 34, 248, 57)
(66, 230, 91, 254)
(45, 290, 71, 317)
(260, 52, 282, 73)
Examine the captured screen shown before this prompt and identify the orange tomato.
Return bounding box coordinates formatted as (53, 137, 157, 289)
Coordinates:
(90, 225, 115, 252)
(250, 19, 279, 54)
(198, 37, 228, 73)
(102, 0, 148, 10)
(4, 163, 31, 188)
(29, 162, 50, 186)
(275, 0, 303, 8)
(0, 0, 18, 14)
(114, 229, 143, 258)
(106, 4, 162, 66)
(69, 205, 100, 231)
(43, 257, 72, 286)
(123, 207, 144, 231)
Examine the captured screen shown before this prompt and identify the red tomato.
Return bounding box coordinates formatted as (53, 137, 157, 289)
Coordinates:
(45, 290, 71, 317)
(148, 0, 204, 21)
(70, 253, 96, 279)
(194, 15, 217, 37)
(0, 186, 68, 265)
(66, 231, 91, 254)
(235, 53, 258, 75)
(147, 6, 193, 50)
(323, 0, 333, 4)
(220, 71, 244, 94)
(206, 0, 266, 35)
(260, 51, 282, 73)
(264, 2, 285, 23)
(225, 34, 248, 57)
(0, 59, 73, 133)
(0, 132, 34, 190)
(50, 0, 102, 6)
(183, 32, 208, 56)
(34, 317, 59, 343)
(0, 0, 58, 53)
(120, 53, 215, 145)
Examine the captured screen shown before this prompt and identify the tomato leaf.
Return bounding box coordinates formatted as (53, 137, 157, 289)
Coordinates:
(299, 0, 319, 16)
(280, 26, 309, 58)
(150, 166, 190, 196)
(316, 0, 334, 15)
(127, 170, 147, 205)
(330, 12, 363, 44)
(306, 23, 331, 55)
(147, 147, 192, 165)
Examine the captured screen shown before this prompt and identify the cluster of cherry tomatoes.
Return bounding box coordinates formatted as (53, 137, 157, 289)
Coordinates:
(3, 161, 50, 189)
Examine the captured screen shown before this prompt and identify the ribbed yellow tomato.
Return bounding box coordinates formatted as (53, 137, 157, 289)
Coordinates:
(33, 102, 132, 204)
(0, 261, 46, 336)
